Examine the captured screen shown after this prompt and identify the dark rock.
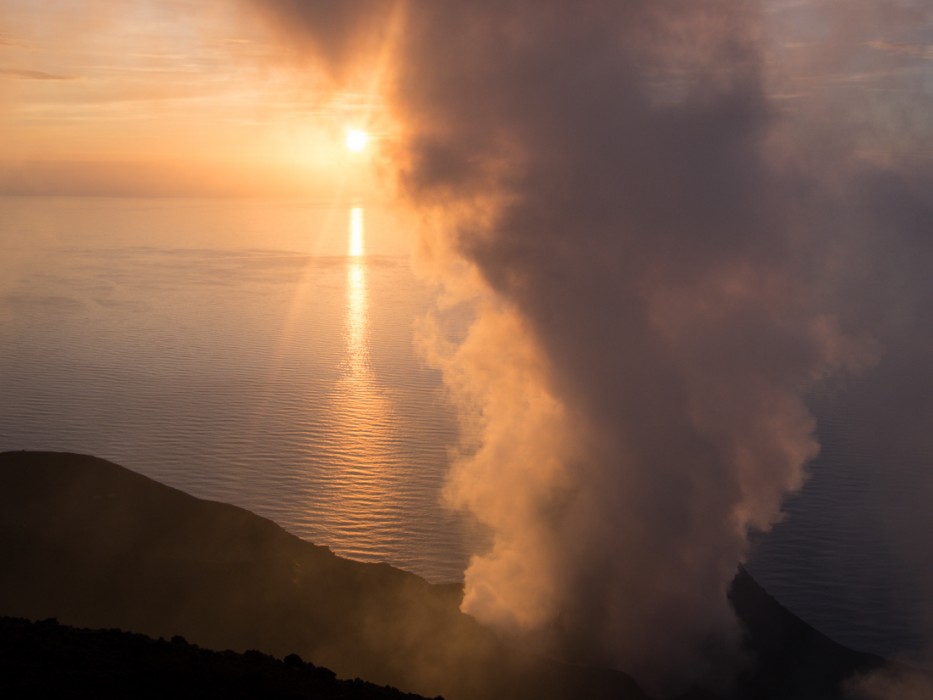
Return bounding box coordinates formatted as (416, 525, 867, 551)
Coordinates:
(0, 451, 644, 700)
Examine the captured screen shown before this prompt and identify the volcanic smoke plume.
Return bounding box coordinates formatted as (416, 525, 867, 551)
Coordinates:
(249, 0, 933, 689)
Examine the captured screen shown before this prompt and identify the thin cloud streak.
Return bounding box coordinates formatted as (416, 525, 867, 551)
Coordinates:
(867, 39, 933, 60)
(0, 68, 78, 81)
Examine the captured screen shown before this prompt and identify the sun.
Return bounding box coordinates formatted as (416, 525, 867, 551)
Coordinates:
(345, 129, 370, 153)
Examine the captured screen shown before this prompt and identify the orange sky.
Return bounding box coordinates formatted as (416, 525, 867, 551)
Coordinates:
(4, 0, 930, 199)
(0, 0, 386, 198)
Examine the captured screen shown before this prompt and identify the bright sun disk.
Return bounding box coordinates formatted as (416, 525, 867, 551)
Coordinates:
(345, 129, 369, 153)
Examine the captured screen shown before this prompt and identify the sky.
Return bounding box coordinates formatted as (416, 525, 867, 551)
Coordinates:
(4, 0, 933, 696)
(0, 0, 384, 198)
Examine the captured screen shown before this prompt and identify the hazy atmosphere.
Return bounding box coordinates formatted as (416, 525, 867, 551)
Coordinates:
(3, 1, 933, 698)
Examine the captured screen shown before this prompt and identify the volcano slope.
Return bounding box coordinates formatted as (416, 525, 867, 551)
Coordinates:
(0, 451, 901, 699)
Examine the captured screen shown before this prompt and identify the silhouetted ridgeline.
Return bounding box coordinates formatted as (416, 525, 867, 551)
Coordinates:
(0, 615, 430, 700)
(0, 451, 919, 699)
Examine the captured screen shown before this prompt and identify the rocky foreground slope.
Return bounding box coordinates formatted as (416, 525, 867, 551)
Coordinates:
(0, 615, 430, 700)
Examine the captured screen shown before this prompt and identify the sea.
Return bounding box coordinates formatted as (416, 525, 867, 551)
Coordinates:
(0, 196, 928, 661)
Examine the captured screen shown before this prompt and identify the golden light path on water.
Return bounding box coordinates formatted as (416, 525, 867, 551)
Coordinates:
(347, 207, 367, 369)
(313, 206, 401, 555)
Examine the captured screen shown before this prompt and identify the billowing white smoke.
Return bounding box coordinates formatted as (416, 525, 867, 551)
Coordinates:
(248, 0, 933, 690)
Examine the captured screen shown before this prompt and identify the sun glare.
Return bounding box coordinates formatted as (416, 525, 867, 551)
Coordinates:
(345, 129, 370, 153)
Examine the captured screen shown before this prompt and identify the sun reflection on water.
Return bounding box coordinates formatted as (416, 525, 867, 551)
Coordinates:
(345, 206, 372, 388)
(346, 207, 368, 374)
(316, 206, 400, 554)
(349, 206, 365, 258)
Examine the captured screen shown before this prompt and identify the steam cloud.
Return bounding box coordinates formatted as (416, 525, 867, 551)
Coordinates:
(249, 0, 933, 690)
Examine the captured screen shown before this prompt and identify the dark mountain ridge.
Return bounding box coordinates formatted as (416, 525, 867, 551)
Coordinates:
(0, 451, 913, 699)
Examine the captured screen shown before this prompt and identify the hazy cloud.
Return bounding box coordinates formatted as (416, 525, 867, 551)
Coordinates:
(847, 665, 933, 700)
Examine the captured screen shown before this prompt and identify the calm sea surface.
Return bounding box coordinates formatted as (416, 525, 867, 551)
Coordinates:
(0, 196, 927, 659)
(0, 197, 472, 579)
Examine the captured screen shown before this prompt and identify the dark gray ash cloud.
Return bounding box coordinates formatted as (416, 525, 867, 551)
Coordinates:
(247, 0, 933, 691)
